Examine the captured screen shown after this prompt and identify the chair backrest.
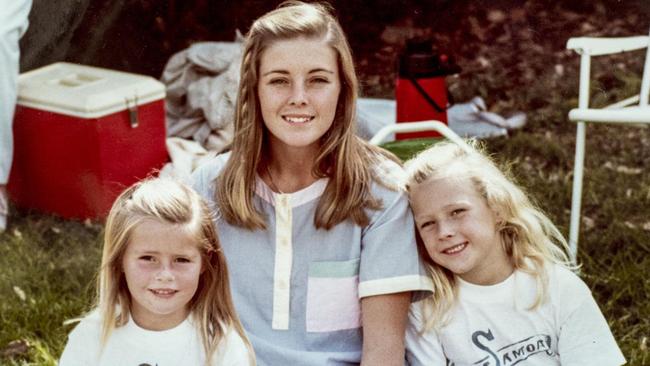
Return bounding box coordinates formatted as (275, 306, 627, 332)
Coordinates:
(639, 27, 650, 106)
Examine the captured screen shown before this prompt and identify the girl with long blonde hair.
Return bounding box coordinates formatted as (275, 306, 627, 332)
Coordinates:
(59, 178, 255, 366)
(403, 141, 624, 365)
(191, 1, 432, 365)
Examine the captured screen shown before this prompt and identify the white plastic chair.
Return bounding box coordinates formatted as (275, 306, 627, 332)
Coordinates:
(566, 29, 650, 263)
(369, 120, 472, 154)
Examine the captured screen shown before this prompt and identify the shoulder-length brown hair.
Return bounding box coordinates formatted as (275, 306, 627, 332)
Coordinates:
(217, 1, 395, 230)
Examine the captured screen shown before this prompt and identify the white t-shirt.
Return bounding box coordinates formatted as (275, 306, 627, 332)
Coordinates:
(406, 264, 626, 366)
(58, 312, 252, 366)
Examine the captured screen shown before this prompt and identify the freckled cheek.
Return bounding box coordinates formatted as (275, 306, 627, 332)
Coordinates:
(133, 261, 154, 269)
(130, 262, 162, 278)
(176, 267, 202, 285)
(420, 234, 439, 259)
(419, 227, 437, 241)
(323, 96, 340, 112)
(124, 264, 157, 285)
(427, 249, 446, 266)
(258, 90, 281, 111)
(123, 260, 146, 273)
(262, 90, 280, 102)
(311, 86, 338, 102)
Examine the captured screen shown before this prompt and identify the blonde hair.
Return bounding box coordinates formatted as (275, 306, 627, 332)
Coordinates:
(404, 141, 574, 330)
(97, 178, 255, 365)
(217, 0, 396, 230)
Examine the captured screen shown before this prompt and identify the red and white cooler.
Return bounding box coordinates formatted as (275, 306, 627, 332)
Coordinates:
(8, 62, 169, 219)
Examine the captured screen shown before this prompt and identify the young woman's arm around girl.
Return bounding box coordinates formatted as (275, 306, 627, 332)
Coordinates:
(190, 2, 432, 365)
(403, 141, 625, 366)
(58, 178, 255, 366)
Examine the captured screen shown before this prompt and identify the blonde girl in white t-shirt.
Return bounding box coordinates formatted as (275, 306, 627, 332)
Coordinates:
(403, 141, 625, 366)
(59, 178, 255, 366)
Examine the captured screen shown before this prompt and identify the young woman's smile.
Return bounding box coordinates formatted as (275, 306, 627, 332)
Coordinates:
(257, 36, 341, 155)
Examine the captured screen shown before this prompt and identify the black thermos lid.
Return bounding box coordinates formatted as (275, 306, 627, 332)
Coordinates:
(399, 39, 461, 78)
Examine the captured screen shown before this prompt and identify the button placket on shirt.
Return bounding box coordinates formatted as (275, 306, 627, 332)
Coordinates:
(272, 194, 293, 330)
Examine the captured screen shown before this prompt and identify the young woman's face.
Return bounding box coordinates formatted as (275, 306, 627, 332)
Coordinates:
(410, 176, 513, 285)
(122, 219, 203, 330)
(257, 36, 341, 155)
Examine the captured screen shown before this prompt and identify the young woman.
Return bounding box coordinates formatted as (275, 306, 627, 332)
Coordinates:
(403, 141, 625, 365)
(59, 178, 255, 366)
(191, 1, 431, 365)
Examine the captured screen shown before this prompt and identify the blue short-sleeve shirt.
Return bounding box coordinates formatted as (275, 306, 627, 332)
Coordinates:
(191, 152, 432, 365)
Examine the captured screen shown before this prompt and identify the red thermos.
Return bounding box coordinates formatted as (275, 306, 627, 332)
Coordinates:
(395, 40, 460, 139)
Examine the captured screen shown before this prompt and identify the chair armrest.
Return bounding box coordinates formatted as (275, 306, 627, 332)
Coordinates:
(569, 106, 650, 124)
(566, 36, 648, 56)
(369, 120, 472, 153)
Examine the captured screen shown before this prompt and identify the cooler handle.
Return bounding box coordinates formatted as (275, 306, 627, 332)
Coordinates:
(125, 96, 139, 128)
(408, 76, 445, 113)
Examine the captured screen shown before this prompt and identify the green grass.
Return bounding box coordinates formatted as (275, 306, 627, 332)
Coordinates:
(0, 214, 102, 365)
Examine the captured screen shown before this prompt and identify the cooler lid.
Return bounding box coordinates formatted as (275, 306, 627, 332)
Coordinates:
(17, 62, 166, 118)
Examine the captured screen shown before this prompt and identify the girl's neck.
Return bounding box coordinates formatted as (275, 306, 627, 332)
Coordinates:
(130, 306, 190, 331)
(460, 241, 515, 286)
(263, 145, 321, 194)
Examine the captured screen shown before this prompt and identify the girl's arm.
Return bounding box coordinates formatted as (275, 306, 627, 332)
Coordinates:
(357, 162, 434, 365)
(360, 291, 411, 366)
(404, 301, 447, 366)
(218, 326, 256, 366)
(558, 294, 626, 365)
(555, 267, 626, 366)
(58, 319, 98, 366)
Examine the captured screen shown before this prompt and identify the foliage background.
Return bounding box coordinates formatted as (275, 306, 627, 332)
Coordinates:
(2, 0, 649, 364)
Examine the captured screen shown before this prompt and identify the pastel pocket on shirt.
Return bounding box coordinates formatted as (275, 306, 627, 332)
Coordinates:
(306, 258, 361, 333)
